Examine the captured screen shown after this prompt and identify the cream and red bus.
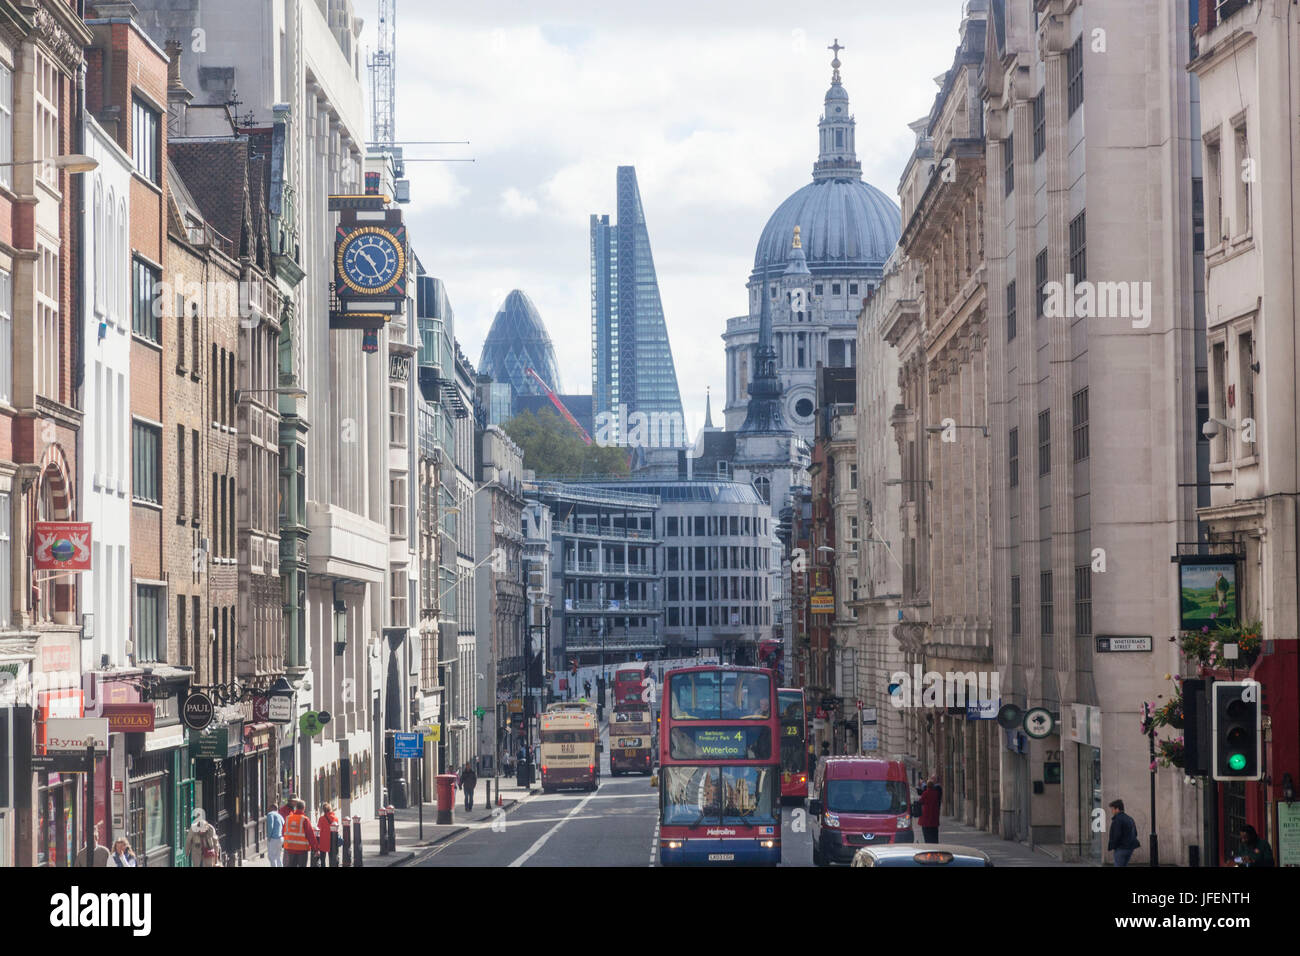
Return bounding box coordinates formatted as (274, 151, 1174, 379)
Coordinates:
(610, 701, 655, 775)
(539, 708, 600, 793)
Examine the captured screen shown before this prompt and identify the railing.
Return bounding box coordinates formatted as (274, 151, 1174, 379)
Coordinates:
(563, 561, 658, 576)
(564, 599, 661, 612)
(566, 630, 663, 648)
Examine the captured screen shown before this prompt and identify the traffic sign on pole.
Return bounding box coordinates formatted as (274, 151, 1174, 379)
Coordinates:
(394, 732, 423, 759)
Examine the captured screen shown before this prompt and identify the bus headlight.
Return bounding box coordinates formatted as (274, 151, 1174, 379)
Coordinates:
(897, 814, 911, 829)
(666, 840, 682, 849)
(760, 839, 776, 849)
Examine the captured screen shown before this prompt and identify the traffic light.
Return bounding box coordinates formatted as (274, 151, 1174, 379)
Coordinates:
(570, 659, 578, 676)
(1212, 681, 1261, 781)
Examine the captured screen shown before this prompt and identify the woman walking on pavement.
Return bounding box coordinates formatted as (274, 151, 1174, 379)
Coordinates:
(460, 760, 478, 812)
(917, 774, 943, 843)
(315, 802, 339, 867)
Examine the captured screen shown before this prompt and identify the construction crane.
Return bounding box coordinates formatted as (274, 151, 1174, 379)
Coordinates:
(368, 0, 397, 149)
(525, 367, 593, 445)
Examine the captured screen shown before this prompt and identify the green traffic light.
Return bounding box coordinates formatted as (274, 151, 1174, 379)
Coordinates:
(1228, 753, 1247, 771)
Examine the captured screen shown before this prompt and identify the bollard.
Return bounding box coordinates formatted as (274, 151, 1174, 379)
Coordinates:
(330, 823, 340, 867)
(385, 804, 396, 853)
(352, 816, 364, 867)
(341, 820, 352, 868)
(377, 807, 390, 855)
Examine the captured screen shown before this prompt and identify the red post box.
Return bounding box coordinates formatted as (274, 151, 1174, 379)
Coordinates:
(436, 773, 456, 824)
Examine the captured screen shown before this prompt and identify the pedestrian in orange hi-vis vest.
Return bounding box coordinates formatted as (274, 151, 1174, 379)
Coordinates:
(283, 799, 318, 868)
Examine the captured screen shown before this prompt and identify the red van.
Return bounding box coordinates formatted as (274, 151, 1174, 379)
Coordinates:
(808, 757, 914, 866)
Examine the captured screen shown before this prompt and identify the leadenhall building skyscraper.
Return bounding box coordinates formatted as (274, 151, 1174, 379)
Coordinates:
(590, 166, 685, 441)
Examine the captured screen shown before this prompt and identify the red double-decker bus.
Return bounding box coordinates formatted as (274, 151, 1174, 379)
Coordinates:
(658, 666, 781, 866)
(613, 666, 646, 707)
(778, 687, 809, 801)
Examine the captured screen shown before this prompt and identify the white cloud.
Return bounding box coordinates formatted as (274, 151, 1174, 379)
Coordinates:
(500, 186, 540, 217)
(357, 0, 966, 424)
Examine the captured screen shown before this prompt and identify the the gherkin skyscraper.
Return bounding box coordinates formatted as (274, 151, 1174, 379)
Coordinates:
(590, 166, 684, 438)
(478, 289, 562, 398)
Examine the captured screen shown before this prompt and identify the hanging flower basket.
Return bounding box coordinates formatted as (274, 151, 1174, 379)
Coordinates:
(1156, 736, 1185, 770)
(1210, 620, 1263, 669)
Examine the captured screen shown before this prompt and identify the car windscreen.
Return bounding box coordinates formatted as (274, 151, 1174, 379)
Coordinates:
(825, 778, 909, 815)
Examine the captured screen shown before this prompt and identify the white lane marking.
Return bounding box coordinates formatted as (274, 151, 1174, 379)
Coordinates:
(650, 821, 660, 867)
(508, 792, 596, 867)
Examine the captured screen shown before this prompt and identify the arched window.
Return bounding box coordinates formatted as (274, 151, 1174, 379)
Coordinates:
(118, 200, 127, 321)
(753, 475, 770, 505)
(93, 177, 103, 316)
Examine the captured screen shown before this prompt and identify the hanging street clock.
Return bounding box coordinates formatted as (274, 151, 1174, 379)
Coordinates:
(336, 224, 406, 296)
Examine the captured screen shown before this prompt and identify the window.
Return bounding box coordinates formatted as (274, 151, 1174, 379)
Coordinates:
(36, 245, 59, 400)
(849, 283, 858, 295)
(1009, 427, 1019, 489)
(1006, 280, 1017, 342)
(1074, 565, 1092, 636)
(1237, 328, 1255, 459)
(390, 568, 407, 624)
(177, 426, 186, 516)
(1210, 339, 1228, 464)
(849, 464, 858, 490)
(1205, 135, 1225, 244)
(717, 460, 730, 479)
(0, 61, 11, 190)
(1069, 211, 1087, 282)
(389, 382, 407, 447)
(1072, 388, 1089, 462)
(1004, 133, 1014, 196)
(132, 97, 160, 184)
(390, 474, 407, 537)
(1067, 35, 1084, 115)
(132, 258, 160, 342)
(814, 284, 823, 296)
(832, 283, 841, 295)
(135, 584, 163, 662)
(1037, 410, 1051, 476)
(0, 266, 10, 403)
(1010, 575, 1021, 637)
(0, 491, 9, 627)
(848, 517, 859, 552)
(191, 429, 200, 520)
(1040, 570, 1053, 636)
(1035, 249, 1048, 318)
(33, 50, 58, 187)
(132, 421, 161, 503)
(1233, 120, 1251, 236)
(1032, 89, 1046, 158)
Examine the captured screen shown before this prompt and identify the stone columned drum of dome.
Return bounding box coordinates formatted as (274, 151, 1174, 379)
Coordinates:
(723, 40, 902, 439)
(478, 289, 562, 400)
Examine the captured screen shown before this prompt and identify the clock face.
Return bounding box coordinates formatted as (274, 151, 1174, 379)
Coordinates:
(339, 227, 404, 295)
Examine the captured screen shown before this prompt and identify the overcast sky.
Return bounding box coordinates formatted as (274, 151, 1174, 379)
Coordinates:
(355, 0, 967, 426)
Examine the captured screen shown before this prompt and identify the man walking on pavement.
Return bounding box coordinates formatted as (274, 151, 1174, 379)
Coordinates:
(265, 804, 285, 867)
(461, 760, 478, 812)
(283, 799, 318, 868)
(1107, 799, 1140, 866)
(584, 679, 591, 699)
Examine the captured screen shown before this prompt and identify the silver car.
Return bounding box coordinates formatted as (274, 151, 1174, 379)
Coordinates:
(851, 844, 993, 867)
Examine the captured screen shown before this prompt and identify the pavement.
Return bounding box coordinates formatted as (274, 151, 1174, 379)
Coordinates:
(929, 815, 1091, 866)
(240, 775, 534, 868)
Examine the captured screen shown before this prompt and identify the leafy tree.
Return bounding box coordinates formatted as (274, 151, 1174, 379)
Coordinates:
(502, 408, 630, 478)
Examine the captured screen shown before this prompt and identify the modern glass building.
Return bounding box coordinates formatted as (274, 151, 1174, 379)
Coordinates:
(478, 289, 562, 404)
(590, 166, 685, 439)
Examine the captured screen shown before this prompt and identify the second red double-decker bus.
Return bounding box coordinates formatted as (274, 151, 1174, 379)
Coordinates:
(778, 687, 809, 802)
(658, 666, 781, 866)
(613, 666, 646, 707)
